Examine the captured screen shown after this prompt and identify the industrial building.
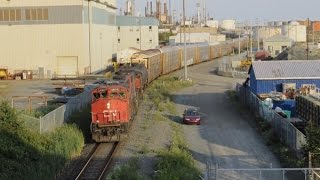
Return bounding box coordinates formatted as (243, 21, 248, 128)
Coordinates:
(253, 26, 281, 41)
(281, 21, 307, 42)
(170, 33, 225, 45)
(249, 60, 320, 115)
(263, 35, 293, 57)
(0, 0, 159, 79)
(0, 0, 117, 78)
(144, 0, 171, 24)
(249, 60, 320, 95)
(116, 16, 159, 51)
(221, 20, 236, 30)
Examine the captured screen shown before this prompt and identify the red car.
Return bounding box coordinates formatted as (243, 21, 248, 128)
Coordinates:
(182, 108, 201, 125)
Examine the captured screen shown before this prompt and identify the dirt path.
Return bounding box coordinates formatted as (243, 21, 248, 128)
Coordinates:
(172, 60, 282, 179)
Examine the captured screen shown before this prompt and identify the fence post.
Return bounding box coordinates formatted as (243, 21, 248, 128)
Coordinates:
(259, 170, 262, 180)
(40, 116, 42, 134)
(215, 163, 218, 180)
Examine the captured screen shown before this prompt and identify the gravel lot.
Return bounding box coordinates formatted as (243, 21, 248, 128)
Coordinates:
(0, 79, 89, 110)
(112, 58, 282, 180)
(173, 61, 282, 179)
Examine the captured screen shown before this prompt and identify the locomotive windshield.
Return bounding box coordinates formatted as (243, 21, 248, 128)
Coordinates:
(109, 91, 126, 99)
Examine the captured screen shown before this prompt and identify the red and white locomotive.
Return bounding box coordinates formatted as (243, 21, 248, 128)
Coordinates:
(91, 64, 147, 142)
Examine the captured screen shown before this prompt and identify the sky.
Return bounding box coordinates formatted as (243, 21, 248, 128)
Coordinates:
(117, 0, 319, 23)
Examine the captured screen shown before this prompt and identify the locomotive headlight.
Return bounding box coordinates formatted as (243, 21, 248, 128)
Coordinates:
(107, 102, 111, 109)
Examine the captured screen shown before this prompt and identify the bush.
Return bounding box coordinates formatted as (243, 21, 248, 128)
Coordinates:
(155, 125, 201, 180)
(0, 101, 84, 179)
(108, 158, 143, 180)
(147, 76, 193, 110)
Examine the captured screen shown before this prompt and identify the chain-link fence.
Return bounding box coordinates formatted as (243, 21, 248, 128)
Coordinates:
(205, 162, 320, 180)
(19, 85, 95, 133)
(18, 114, 41, 132)
(235, 84, 306, 152)
(313, 171, 320, 180)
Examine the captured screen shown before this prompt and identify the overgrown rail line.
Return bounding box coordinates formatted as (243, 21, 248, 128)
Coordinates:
(75, 142, 119, 180)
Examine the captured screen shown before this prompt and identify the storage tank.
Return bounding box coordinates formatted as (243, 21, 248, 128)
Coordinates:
(206, 20, 219, 28)
(222, 19, 236, 30)
(275, 21, 283, 26)
(267, 21, 274, 26)
(253, 26, 281, 40)
(282, 21, 289, 25)
(281, 24, 306, 42)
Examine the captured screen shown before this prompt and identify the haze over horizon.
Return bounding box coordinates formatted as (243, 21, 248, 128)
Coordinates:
(117, 0, 319, 23)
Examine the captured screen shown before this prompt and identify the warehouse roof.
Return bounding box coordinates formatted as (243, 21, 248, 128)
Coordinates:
(264, 34, 293, 42)
(250, 60, 320, 80)
(116, 16, 159, 26)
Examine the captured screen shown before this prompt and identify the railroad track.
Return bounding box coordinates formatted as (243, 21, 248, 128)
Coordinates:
(75, 142, 119, 180)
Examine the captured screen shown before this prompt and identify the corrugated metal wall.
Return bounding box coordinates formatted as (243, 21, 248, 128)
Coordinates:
(249, 69, 320, 94)
(254, 79, 320, 94)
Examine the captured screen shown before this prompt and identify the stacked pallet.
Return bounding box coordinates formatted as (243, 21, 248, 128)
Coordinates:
(296, 95, 320, 127)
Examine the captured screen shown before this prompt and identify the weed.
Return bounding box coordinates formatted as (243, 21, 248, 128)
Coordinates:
(108, 158, 144, 180)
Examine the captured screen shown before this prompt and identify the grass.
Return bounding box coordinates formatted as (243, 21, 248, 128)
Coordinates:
(108, 158, 144, 180)
(0, 100, 84, 179)
(146, 76, 193, 110)
(155, 123, 202, 180)
(109, 75, 199, 179)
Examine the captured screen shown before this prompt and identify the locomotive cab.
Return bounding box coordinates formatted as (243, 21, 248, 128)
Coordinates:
(91, 85, 131, 142)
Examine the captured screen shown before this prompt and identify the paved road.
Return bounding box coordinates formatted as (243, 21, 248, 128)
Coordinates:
(172, 60, 283, 180)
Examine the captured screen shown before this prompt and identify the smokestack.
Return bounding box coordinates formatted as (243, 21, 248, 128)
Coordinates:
(169, 0, 172, 24)
(164, 2, 168, 23)
(156, 0, 160, 19)
(146, 1, 149, 16)
(203, 0, 207, 26)
(150, 1, 153, 16)
(164, 3, 168, 16)
(197, 0, 201, 26)
(132, 0, 135, 16)
(125, 0, 135, 16)
(145, 6, 147, 17)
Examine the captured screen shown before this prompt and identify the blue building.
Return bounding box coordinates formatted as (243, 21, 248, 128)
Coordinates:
(248, 60, 320, 116)
(249, 60, 320, 95)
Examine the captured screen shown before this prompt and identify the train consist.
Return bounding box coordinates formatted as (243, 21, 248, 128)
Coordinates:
(91, 38, 248, 142)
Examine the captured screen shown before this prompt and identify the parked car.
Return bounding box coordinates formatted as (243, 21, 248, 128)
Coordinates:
(182, 108, 201, 125)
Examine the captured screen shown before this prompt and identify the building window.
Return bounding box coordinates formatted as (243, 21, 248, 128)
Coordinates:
(267, 46, 273, 52)
(275, 50, 280, 55)
(118, 38, 120, 43)
(149, 39, 152, 43)
(3, 10, 9, 21)
(137, 38, 140, 42)
(281, 46, 287, 50)
(25, 8, 48, 21)
(149, 26, 152, 31)
(118, 26, 120, 31)
(0, 9, 22, 21)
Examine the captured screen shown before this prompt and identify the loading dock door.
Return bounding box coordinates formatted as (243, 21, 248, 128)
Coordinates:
(56, 56, 78, 78)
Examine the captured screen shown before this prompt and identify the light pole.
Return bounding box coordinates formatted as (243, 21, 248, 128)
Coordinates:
(183, 0, 187, 80)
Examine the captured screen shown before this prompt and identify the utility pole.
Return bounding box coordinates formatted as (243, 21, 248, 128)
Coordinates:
(313, 21, 315, 45)
(180, 12, 182, 44)
(183, 0, 188, 80)
(250, 25, 253, 57)
(238, 33, 241, 56)
(307, 18, 309, 60)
